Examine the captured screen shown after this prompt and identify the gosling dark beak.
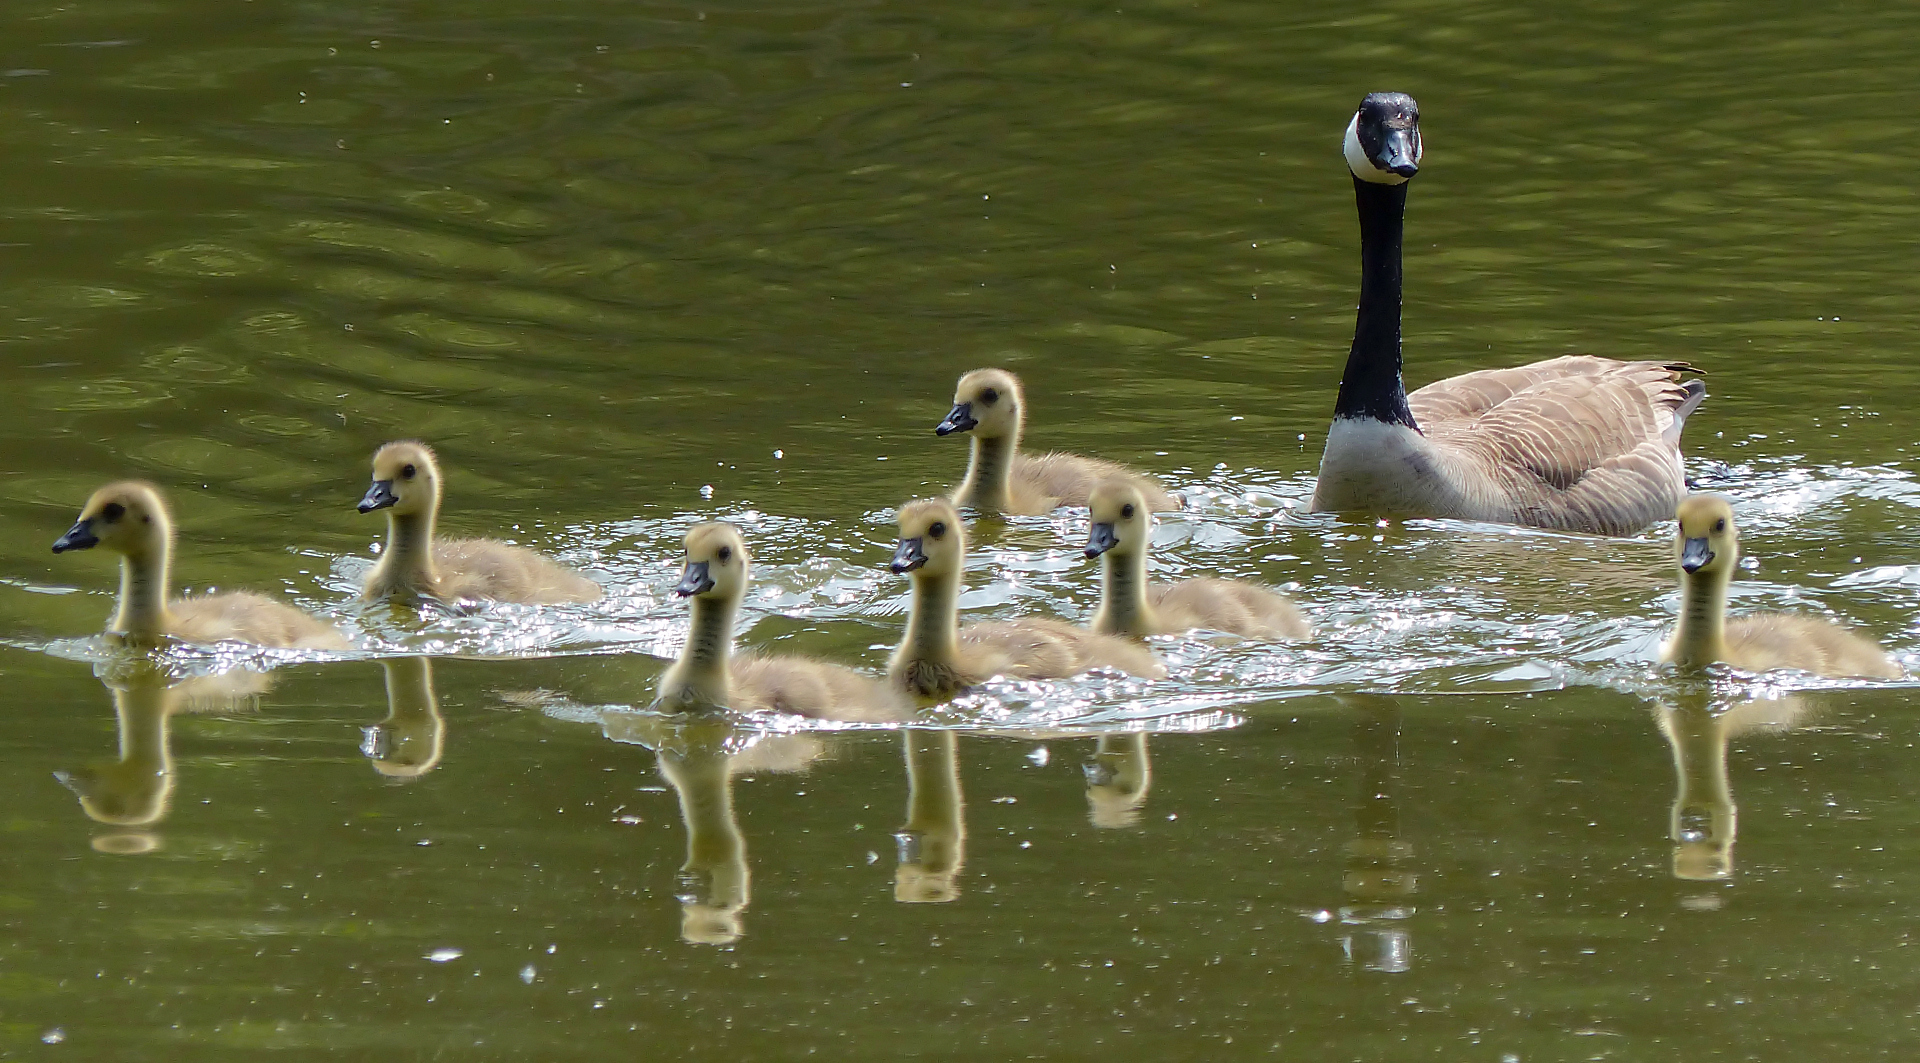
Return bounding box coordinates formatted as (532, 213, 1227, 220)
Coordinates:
(675, 561, 714, 597)
(1085, 522, 1119, 559)
(1680, 537, 1714, 574)
(358, 479, 398, 514)
(52, 519, 97, 553)
(935, 403, 977, 436)
(890, 537, 928, 574)
(1374, 127, 1420, 178)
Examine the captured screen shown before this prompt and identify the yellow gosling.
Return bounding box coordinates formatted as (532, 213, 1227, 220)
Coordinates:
(1662, 494, 1897, 678)
(887, 497, 1164, 698)
(656, 522, 907, 720)
(1085, 479, 1309, 639)
(52, 482, 348, 650)
(936, 368, 1178, 516)
(357, 441, 602, 605)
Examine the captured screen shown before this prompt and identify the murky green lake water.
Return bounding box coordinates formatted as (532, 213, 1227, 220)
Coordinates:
(3, 0, 1919, 1057)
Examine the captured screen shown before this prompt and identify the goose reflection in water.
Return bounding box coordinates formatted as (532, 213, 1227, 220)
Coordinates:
(1656, 690, 1814, 888)
(1335, 695, 1417, 974)
(55, 662, 272, 854)
(360, 656, 446, 779)
(602, 712, 825, 946)
(1083, 732, 1152, 829)
(895, 729, 965, 903)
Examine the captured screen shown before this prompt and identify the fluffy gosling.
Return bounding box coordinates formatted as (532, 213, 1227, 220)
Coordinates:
(936, 368, 1179, 516)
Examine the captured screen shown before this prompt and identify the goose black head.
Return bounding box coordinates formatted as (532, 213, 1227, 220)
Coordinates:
(1344, 92, 1422, 185)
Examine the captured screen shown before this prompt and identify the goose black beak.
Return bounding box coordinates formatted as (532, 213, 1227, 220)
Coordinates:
(890, 537, 928, 573)
(675, 561, 714, 597)
(935, 403, 977, 436)
(1679, 537, 1714, 574)
(1085, 522, 1119, 559)
(358, 479, 398, 513)
(52, 519, 97, 553)
(1374, 127, 1420, 178)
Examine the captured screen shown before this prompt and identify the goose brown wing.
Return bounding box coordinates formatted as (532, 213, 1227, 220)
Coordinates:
(1409, 356, 1704, 534)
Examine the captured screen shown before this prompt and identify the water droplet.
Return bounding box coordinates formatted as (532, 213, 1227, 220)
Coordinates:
(1026, 746, 1049, 766)
(520, 965, 537, 984)
(426, 947, 463, 963)
(42, 1029, 65, 1045)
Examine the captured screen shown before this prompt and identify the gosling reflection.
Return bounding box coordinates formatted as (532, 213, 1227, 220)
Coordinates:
(1083, 732, 1152, 828)
(361, 657, 446, 779)
(1657, 691, 1812, 883)
(56, 664, 270, 853)
(895, 729, 966, 903)
(606, 714, 826, 946)
(1338, 695, 1416, 974)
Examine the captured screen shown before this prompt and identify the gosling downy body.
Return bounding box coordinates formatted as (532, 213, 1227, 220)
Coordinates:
(1661, 494, 1898, 678)
(1084, 480, 1309, 639)
(887, 497, 1165, 697)
(1310, 92, 1706, 537)
(357, 441, 602, 606)
(51, 481, 348, 650)
(937, 368, 1178, 516)
(656, 522, 907, 721)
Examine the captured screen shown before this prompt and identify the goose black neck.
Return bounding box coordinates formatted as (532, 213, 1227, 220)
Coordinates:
(1333, 176, 1417, 428)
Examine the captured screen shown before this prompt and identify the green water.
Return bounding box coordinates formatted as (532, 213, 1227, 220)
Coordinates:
(3, 0, 1919, 1057)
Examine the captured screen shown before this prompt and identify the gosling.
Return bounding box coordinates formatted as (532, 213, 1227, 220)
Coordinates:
(51, 481, 348, 650)
(937, 368, 1179, 515)
(1084, 479, 1309, 639)
(1662, 494, 1898, 678)
(657, 522, 907, 721)
(356, 441, 602, 605)
(887, 497, 1165, 697)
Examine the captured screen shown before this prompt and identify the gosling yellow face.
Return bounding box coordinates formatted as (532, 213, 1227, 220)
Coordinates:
(359, 441, 441, 517)
(1675, 494, 1739, 576)
(891, 498, 966, 579)
(1085, 480, 1151, 559)
(52, 481, 169, 557)
(677, 522, 750, 600)
(935, 368, 1024, 440)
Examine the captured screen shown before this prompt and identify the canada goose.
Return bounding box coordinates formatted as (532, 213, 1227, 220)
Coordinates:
(1084, 479, 1309, 639)
(896, 729, 966, 903)
(1662, 495, 1898, 678)
(363, 657, 446, 779)
(1310, 92, 1707, 537)
(51, 481, 349, 650)
(1083, 732, 1152, 829)
(657, 522, 908, 720)
(356, 441, 602, 605)
(887, 497, 1165, 697)
(937, 368, 1179, 516)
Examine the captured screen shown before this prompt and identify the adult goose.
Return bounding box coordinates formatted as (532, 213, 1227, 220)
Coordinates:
(1310, 92, 1707, 537)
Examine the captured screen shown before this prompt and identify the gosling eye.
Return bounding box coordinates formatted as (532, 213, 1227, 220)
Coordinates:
(400, 464, 417, 479)
(980, 388, 999, 405)
(101, 502, 126, 522)
(1120, 503, 1136, 519)
(716, 546, 732, 563)
(1713, 518, 1726, 533)
(929, 521, 947, 539)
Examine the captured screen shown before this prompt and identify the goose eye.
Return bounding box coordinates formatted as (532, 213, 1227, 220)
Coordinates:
(717, 546, 732, 563)
(401, 464, 417, 479)
(1121, 503, 1135, 519)
(1713, 519, 1726, 533)
(929, 521, 947, 539)
(980, 388, 999, 405)
(101, 502, 126, 522)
